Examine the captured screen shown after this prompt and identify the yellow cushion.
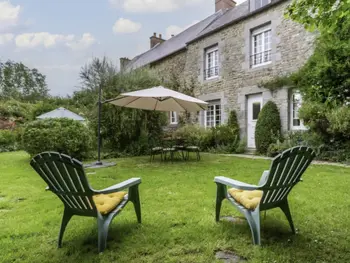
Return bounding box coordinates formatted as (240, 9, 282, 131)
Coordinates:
(228, 188, 263, 210)
(93, 192, 127, 215)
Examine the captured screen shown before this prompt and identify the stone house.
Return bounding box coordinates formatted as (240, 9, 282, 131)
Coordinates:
(120, 0, 315, 149)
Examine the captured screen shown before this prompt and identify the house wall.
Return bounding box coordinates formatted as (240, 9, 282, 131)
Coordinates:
(150, 50, 187, 83)
(150, 0, 315, 142)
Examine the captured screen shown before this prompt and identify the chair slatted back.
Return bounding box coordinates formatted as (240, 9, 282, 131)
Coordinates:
(260, 146, 316, 207)
(30, 152, 97, 214)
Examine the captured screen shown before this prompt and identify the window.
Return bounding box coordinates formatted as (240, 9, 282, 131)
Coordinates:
(255, 0, 271, 9)
(170, 111, 178, 124)
(290, 91, 306, 130)
(251, 24, 272, 67)
(204, 45, 219, 80)
(252, 102, 261, 120)
(205, 100, 221, 128)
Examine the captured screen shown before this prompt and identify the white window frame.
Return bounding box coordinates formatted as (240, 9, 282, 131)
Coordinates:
(170, 111, 178, 125)
(255, 0, 271, 9)
(251, 24, 272, 68)
(205, 45, 219, 80)
(290, 91, 306, 130)
(204, 100, 221, 128)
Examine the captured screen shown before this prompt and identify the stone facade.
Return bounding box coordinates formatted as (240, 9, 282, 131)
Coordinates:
(150, 0, 315, 146)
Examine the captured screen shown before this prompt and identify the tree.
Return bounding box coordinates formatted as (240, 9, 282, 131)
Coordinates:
(290, 13, 350, 106)
(78, 57, 166, 156)
(286, 0, 350, 32)
(0, 60, 49, 102)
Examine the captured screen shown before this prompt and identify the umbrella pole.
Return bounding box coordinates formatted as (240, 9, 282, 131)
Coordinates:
(84, 83, 116, 169)
(97, 82, 102, 165)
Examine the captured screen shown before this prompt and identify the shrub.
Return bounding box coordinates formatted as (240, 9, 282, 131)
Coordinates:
(299, 102, 329, 139)
(255, 101, 281, 154)
(0, 100, 34, 122)
(235, 137, 247, 154)
(174, 125, 212, 149)
(211, 125, 240, 153)
(267, 131, 306, 157)
(22, 118, 92, 160)
(0, 130, 18, 152)
(227, 110, 239, 137)
(326, 106, 350, 138)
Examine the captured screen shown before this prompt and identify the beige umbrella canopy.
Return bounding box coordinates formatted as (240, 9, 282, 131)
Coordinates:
(106, 86, 208, 112)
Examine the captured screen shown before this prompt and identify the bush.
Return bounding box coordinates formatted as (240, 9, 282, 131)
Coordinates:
(211, 125, 240, 153)
(22, 118, 92, 160)
(255, 101, 281, 154)
(174, 125, 212, 149)
(326, 106, 350, 138)
(299, 102, 329, 139)
(0, 130, 18, 152)
(227, 110, 239, 137)
(0, 100, 34, 122)
(267, 131, 305, 157)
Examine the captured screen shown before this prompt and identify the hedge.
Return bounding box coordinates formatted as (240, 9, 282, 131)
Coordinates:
(22, 118, 92, 160)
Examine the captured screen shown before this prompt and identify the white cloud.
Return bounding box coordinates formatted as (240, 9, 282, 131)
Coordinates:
(15, 32, 96, 50)
(66, 33, 96, 50)
(0, 1, 21, 31)
(113, 18, 142, 34)
(109, 0, 204, 13)
(165, 20, 199, 39)
(0, 33, 14, 44)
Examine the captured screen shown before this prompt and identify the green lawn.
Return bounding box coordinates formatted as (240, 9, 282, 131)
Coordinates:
(1, 151, 350, 263)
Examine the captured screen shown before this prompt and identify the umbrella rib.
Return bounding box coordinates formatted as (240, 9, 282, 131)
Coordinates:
(153, 99, 159, 111)
(172, 98, 187, 112)
(122, 97, 143, 108)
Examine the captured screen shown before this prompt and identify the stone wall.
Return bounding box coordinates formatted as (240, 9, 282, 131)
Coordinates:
(150, 50, 187, 84)
(150, 0, 315, 142)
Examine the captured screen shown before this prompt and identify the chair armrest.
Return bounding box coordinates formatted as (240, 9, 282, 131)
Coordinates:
(214, 176, 258, 190)
(95, 178, 141, 195)
(258, 170, 270, 186)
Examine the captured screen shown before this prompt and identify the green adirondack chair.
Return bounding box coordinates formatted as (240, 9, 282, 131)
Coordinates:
(215, 146, 316, 245)
(30, 152, 141, 253)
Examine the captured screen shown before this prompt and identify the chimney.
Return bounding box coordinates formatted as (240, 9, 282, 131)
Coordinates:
(120, 57, 131, 72)
(150, 32, 165, 49)
(215, 0, 236, 12)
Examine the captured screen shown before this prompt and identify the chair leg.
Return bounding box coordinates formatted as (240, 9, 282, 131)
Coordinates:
(129, 185, 141, 223)
(280, 200, 296, 234)
(58, 209, 73, 248)
(97, 215, 112, 253)
(215, 183, 226, 222)
(245, 210, 261, 245)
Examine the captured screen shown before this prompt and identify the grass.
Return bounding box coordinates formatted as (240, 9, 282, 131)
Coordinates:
(0, 151, 350, 263)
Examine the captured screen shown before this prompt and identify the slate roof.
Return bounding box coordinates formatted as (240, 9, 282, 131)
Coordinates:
(126, 0, 284, 71)
(36, 107, 85, 121)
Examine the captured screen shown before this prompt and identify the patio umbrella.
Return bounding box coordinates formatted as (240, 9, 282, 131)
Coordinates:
(36, 107, 85, 121)
(105, 86, 208, 112)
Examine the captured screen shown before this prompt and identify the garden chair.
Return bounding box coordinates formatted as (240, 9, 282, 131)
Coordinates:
(185, 146, 201, 161)
(150, 146, 163, 161)
(30, 152, 141, 253)
(214, 146, 316, 245)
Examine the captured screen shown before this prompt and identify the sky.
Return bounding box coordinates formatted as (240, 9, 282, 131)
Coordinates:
(0, 0, 244, 96)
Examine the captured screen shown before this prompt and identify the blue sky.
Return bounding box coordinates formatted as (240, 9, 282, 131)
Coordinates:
(0, 0, 243, 96)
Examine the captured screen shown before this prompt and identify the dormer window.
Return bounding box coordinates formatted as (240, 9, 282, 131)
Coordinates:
(255, 0, 271, 9)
